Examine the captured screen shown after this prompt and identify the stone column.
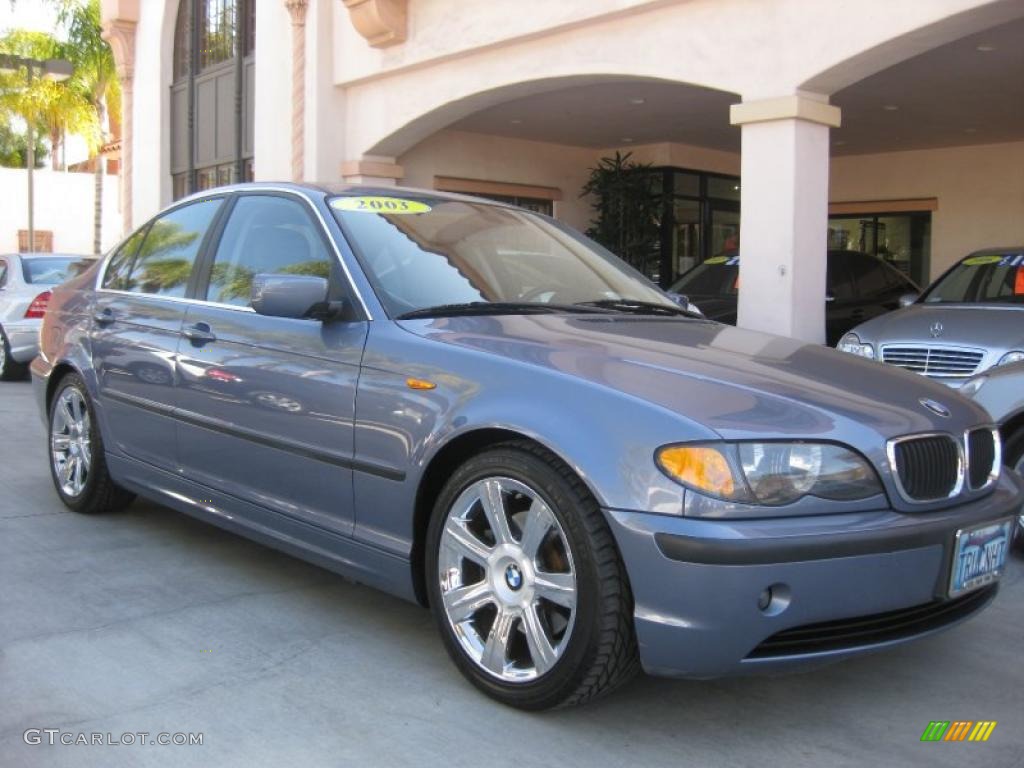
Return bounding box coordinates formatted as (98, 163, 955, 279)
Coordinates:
(284, 0, 310, 182)
(101, 16, 137, 234)
(730, 94, 841, 344)
(341, 156, 404, 186)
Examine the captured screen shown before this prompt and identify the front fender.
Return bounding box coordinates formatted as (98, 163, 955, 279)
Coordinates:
(350, 323, 713, 558)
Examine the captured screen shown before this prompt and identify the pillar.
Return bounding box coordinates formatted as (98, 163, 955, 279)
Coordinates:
(730, 93, 841, 344)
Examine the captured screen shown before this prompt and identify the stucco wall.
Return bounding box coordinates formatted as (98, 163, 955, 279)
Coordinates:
(830, 141, 1024, 279)
(0, 168, 121, 254)
(399, 130, 599, 230)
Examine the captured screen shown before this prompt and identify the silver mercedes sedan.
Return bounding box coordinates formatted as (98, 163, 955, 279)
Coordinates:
(837, 248, 1024, 387)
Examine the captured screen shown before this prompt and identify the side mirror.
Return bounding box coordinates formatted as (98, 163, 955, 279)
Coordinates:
(251, 274, 336, 319)
(667, 291, 689, 307)
(898, 292, 919, 308)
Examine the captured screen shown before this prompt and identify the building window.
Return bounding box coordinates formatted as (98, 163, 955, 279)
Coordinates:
(642, 167, 741, 287)
(828, 212, 931, 286)
(170, 0, 254, 200)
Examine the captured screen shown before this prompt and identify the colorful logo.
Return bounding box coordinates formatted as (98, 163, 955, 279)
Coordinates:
(920, 721, 997, 742)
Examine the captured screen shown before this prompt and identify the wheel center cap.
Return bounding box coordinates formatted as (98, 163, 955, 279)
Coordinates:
(504, 563, 523, 591)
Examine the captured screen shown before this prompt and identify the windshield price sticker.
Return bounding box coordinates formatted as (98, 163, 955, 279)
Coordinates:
(331, 196, 432, 215)
(966, 256, 1007, 268)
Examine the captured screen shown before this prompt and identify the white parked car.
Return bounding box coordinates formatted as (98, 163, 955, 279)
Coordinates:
(0, 253, 96, 380)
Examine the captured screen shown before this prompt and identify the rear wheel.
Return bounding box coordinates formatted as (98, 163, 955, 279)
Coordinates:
(0, 328, 28, 381)
(426, 441, 638, 709)
(48, 373, 135, 514)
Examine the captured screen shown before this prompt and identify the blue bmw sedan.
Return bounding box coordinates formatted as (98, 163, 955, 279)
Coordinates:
(31, 184, 1022, 709)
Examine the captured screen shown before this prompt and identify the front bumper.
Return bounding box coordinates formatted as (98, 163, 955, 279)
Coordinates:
(606, 470, 1023, 678)
(3, 318, 41, 363)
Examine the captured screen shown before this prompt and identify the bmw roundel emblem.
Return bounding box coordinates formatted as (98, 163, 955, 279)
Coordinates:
(505, 564, 523, 591)
(919, 397, 951, 418)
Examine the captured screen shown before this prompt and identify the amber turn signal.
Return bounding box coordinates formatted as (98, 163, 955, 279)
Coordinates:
(406, 377, 437, 390)
(656, 444, 740, 499)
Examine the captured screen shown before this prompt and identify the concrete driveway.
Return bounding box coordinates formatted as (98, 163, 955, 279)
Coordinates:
(1, 380, 1022, 768)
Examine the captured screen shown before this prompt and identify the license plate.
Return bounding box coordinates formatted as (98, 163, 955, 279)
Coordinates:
(948, 519, 1011, 598)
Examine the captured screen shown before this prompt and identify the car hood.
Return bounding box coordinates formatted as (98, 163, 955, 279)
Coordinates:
(852, 303, 1024, 349)
(402, 314, 988, 444)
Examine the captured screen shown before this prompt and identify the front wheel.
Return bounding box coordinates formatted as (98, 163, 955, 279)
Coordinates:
(426, 441, 638, 709)
(48, 373, 135, 514)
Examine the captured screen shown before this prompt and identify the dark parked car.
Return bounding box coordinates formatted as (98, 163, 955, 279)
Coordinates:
(670, 250, 919, 346)
(32, 184, 1019, 709)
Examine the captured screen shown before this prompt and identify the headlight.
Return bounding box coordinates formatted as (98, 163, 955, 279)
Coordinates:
(959, 375, 987, 397)
(837, 333, 875, 359)
(997, 350, 1024, 367)
(656, 442, 882, 507)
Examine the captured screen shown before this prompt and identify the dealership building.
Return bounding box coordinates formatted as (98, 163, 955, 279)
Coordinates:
(99, 0, 1024, 342)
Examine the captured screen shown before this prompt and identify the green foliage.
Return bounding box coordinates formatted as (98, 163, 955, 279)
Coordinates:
(580, 151, 662, 274)
(0, 120, 47, 167)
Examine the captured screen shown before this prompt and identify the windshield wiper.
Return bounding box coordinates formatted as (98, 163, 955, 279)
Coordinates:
(574, 299, 699, 318)
(396, 301, 613, 320)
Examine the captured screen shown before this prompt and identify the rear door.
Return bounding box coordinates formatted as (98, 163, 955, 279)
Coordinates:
(91, 197, 225, 469)
(174, 192, 368, 536)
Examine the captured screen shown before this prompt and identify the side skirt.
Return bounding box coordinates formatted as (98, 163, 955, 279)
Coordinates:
(106, 453, 419, 604)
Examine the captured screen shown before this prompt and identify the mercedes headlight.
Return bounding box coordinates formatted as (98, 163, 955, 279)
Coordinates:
(837, 333, 875, 359)
(656, 442, 882, 507)
(996, 350, 1024, 367)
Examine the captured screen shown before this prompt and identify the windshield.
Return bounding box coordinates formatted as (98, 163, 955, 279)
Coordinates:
(670, 255, 739, 296)
(329, 195, 676, 317)
(21, 257, 92, 285)
(923, 252, 1024, 304)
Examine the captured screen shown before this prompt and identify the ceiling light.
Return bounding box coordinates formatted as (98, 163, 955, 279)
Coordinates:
(629, 97, 646, 105)
(964, 127, 978, 133)
(510, 119, 523, 124)
(882, 105, 899, 111)
(976, 44, 996, 52)
(620, 137, 634, 143)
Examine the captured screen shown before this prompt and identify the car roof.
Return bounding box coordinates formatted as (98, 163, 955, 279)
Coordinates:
(958, 247, 1024, 260)
(175, 181, 523, 210)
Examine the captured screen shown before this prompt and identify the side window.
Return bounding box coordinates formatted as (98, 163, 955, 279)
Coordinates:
(101, 227, 148, 290)
(846, 253, 889, 298)
(826, 254, 855, 301)
(125, 199, 223, 297)
(0, 259, 8, 288)
(204, 195, 334, 307)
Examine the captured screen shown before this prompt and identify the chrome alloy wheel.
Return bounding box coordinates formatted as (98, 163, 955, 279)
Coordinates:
(51, 388, 92, 497)
(438, 477, 577, 682)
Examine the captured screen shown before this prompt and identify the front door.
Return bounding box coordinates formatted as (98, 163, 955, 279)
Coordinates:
(174, 193, 368, 536)
(91, 197, 225, 469)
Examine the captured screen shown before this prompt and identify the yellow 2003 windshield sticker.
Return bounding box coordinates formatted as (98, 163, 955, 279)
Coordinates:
(962, 254, 1003, 266)
(331, 196, 432, 215)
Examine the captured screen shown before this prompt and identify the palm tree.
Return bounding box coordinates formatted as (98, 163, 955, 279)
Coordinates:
(56, 0, 120, 255)
(0, 29, 93, 169)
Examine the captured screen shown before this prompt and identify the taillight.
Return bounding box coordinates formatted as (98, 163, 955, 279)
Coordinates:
(24, 290, 52, 319)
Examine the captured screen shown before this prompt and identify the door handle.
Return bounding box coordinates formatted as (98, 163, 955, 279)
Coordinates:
(94, 308, 115, 325)
(183, 322, 217, 345)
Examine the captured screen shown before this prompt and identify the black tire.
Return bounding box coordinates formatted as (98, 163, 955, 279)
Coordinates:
(0, 328, 28, 381)
(1004, 429, 1024, 553)
(425, 440, 639, 709)
(47, 372, 135, 514)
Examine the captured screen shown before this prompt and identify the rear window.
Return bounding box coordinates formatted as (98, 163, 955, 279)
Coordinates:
(924, 252, 1024, 304)
(670, 255, 739, 296)
(21, 257, 93, 285)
